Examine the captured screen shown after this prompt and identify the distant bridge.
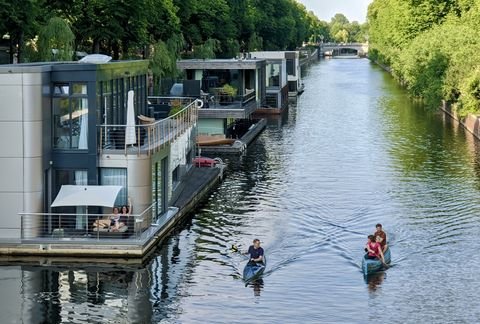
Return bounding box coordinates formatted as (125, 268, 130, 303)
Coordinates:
(319, 43, 369, 57)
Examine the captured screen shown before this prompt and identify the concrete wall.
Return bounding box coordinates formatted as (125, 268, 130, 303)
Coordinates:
(441, 102, 480, 140)
(0, 70, 46, 239)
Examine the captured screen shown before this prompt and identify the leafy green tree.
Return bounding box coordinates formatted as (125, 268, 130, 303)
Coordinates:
(459, 68, 480, 116)
(368, 0, 480, 115)
(334, 29, 349, 43)
(0, 0, 41, 63)
(192, 38, 221, 59)
(38, 17, 75, 61)
(248, 32, 263, 51)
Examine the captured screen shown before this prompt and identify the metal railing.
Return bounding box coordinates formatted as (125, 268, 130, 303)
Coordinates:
(18, 204, 158, 243)
(98, 98, 199, 155)
(206, 89, 256, 109)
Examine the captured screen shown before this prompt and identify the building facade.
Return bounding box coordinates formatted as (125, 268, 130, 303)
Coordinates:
(0, 60, 197, 240)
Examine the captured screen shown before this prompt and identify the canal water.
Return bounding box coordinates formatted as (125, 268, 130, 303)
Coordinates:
(2, 59, 480, 323)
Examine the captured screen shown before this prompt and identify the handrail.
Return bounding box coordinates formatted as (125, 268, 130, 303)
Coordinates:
(97, 99, 199, 155)
(18, 203, 156, 218)
(18, 203, 158, 242)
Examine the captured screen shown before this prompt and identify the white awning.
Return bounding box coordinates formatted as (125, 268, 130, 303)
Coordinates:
(51, 185, 122, 208)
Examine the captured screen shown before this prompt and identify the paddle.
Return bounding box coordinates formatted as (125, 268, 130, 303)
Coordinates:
(365, 247, 389, 269)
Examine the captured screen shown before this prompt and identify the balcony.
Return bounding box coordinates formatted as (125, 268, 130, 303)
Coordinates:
(98, 98, 199, 155)
(18, 205, 179, 245)
(198, 89, 257, 119)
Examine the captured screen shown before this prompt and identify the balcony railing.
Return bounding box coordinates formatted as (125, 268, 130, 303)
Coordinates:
(98, 98, 199, 155)
(19, 204, 153, 242)
(18, 205, 179, 244)
(206, 89, 256, 109)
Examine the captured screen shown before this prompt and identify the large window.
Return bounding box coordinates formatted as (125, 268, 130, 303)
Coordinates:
(99, 75, 147, 126)
(266, 63, 281, 88)
(100, 168, 127, 207)
(53, 83, 89, 149)
(286, 59, 295, 76)
(53, 169, 88, 229)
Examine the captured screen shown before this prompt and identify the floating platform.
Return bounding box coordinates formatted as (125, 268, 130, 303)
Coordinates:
(199, 118, 267, 155)
(0, 167, 224, 262)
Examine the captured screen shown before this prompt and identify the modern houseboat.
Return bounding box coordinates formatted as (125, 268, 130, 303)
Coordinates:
(251, 51, 304, 97)
(176, 58, 268, 154)
(0, 57, 223, 258)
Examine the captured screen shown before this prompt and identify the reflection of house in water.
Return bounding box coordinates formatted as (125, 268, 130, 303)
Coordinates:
(176, 59, 268, 154)
(0, 232, 192, 323)
(0, 57, 222, 257)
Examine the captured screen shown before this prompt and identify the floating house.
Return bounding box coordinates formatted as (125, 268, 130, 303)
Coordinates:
(246, 54, 288, 114)
(251, 51, 304, 97)
(0, 57, 222, 257)
(176, 58, 268, 154)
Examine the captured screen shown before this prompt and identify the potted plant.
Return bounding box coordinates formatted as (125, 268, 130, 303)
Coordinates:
(219, 84, 237, 104)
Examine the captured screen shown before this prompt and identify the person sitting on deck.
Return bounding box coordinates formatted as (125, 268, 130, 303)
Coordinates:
(111, 197, 132, 231)
(365, 235, 385, 264)
(374, 223, 388, 252)
(93, 206, 120, 230)
(248, 239, 264, 264)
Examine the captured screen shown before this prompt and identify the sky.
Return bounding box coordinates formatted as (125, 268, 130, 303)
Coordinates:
(297, 0, 373, 23)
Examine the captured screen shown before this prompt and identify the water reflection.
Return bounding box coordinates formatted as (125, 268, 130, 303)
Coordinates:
(247, 279, 264, 297)
(365, 272, 386, 293)
(3, 59, 480, 323)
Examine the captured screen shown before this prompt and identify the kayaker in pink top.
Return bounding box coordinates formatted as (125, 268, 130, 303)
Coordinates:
(365, 235, 385, 264)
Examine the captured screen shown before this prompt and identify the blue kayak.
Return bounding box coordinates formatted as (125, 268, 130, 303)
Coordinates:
(243, 257, 266, 282)
(362, 248, 391, 276)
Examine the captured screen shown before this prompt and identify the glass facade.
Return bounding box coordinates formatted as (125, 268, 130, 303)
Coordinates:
(52, 83, 89, 149)
(99, 75, 147, 126)
(53, 169, 88, 229)
(266, 63, 281, 88)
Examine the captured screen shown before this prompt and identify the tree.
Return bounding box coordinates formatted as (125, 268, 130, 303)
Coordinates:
(38, 17, 75, 61)
(334, 29, 349, 43)
(192, 38, 221, 59)
(368, 0, 480, 115)
(0, 0, 41, 63)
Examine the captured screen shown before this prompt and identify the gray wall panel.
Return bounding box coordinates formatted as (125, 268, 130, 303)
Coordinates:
(23, 121, 42, 158)
(0, 158, 23, 191)
(23, 157, 43, 193)
(22, 84, 43, 122)
(0, 85, 23, 121)
(0, 122, 23, 157)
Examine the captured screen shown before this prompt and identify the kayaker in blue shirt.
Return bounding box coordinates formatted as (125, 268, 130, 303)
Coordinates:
(248, 239, 264, 264)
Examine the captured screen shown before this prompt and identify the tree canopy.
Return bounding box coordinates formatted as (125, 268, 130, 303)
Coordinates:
(1, 1, 367, 81)
(368, 0, 480, 116)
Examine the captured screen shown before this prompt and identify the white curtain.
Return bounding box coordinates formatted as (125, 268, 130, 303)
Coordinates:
(100, 168, 127, 207)
(125, 90, 137, 145)
(78, 109, 88, 149)
(74, 171, 88, 229)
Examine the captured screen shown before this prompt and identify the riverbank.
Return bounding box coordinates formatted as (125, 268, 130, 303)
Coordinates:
(440, 101, 480, 140)
(368, 57, 480, 141)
